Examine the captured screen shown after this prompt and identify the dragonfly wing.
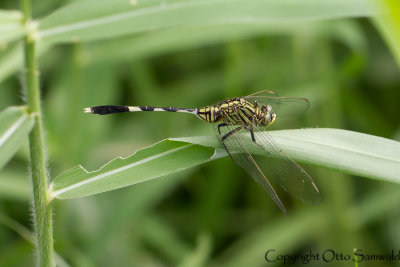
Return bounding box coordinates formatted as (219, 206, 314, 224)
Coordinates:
(244, 96, 310, 117)
(215, 123, 287, 213)
(250, 125, 321, 205)
(245, 90, 278, 97)
(244, 90, 310, 117)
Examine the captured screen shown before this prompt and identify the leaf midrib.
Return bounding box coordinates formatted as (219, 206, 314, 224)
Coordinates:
(0, 114, 28, 147)
(50, 143, 192, 197)
(277, 132, 400, 164)
(38, 0, 374, 39)
(39, 0, 215, 38)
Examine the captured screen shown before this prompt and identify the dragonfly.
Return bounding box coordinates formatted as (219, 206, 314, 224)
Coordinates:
(84, 90, 320, 213)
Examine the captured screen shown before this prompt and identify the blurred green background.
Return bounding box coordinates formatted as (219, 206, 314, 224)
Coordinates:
(1, 0, 400, 266)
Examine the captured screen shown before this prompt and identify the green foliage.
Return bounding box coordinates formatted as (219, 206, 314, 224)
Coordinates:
(38, 0, 377, 44)
(52, 129, 400, 201)
(0, 0, 399, 266)
(175, 129, 400, 183)
(50, 140, 213, 199)
(0, 10, 25, 44)
(0, 106, 33, 169)
(0, 170, 30, 201)
(373, 0, 400, 68)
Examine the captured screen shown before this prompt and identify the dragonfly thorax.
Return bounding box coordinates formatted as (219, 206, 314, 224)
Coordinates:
(196, 98, 276, 128)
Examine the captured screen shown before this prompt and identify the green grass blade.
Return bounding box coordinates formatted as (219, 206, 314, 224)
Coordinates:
(0, 212, 71, 267)
(211, 210, 325, 267)
(49, 140, 214, 199)
(38, 0, 378, 44)
(141, 213, 192, 263)
(0, 44, 23, 84)
(174, 128, 400, 183)
(0, 10, 22, 23)
(0, 10, 25, 44)
(87, 172, 187, 257)
(0, 170, 31, 201)
(0, 212, 35, 244)
(372, 0, 400, 68)
(178, 233, 212, 267)
(85, 20, 366, 65)
(0, 106, 34, 169)
(52, 128, 399, 200)
(0, 43, 48, 85)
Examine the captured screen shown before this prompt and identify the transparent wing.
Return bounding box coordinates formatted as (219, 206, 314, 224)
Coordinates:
(246, 89, 278, 97)
(250, 125, 320, 206)
(215, 123, 287, 213)
(215, 121, 320, 212)
(244, 91, 310, 117)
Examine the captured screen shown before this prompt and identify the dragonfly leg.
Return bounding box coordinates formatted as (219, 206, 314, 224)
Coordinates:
(220, 125, 245, 158)
(249, 127, 256, 142)
(246, 116, 257, 142)
(245, 124, 271, 155)
(221, 125, 244, 142)
(217, 123, 230, 135)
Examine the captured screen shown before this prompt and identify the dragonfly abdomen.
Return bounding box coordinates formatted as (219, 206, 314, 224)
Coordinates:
(196, 106, 222, 123)
(84, 105, 197, 115)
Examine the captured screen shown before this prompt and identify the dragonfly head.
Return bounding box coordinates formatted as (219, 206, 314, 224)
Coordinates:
(261, 105, 276, 126)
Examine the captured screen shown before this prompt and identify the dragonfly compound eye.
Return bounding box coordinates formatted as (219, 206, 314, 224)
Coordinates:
(270, 112, 276, 125)
(261, 104, 273, 113)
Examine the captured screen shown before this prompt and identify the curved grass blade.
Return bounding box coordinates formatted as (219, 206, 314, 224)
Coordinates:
(0, 43, 48, 84)
(0, 106, 34, 169)
(38, 0, 378, 44)
(0, 10, 25, 44)
(0, 170, 31, 201)
(84, 20, 366, 66)
(173, 128, 400, 184)
(49, 140, 214, 200)
(52, 129, 400, 201)
(0, 212, 71, 267)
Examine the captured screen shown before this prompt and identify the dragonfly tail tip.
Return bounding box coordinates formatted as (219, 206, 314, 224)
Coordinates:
(83, 107, 93, 114)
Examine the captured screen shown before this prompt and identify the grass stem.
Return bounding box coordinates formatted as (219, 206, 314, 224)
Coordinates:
(21, 0, 55, 265)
